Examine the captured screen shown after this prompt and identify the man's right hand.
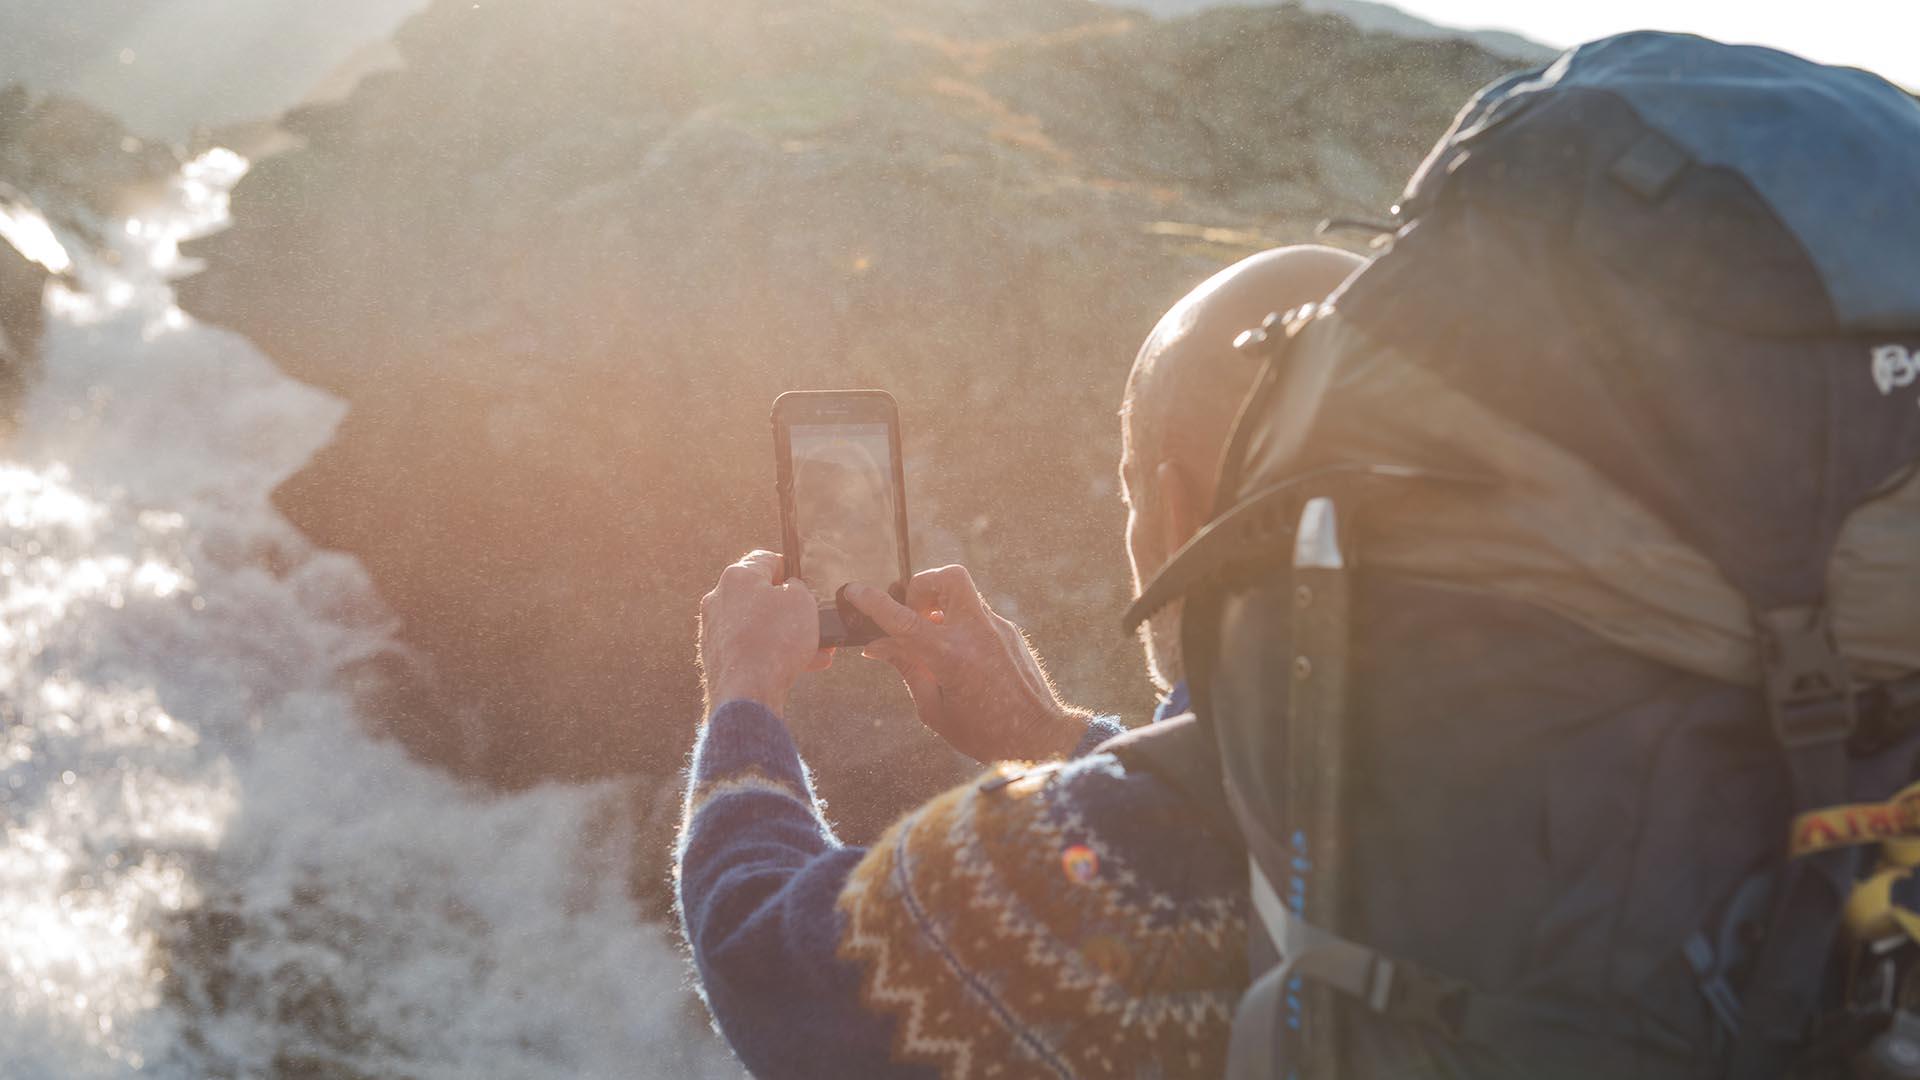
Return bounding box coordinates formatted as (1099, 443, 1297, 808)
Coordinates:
(845, 567, 1092, 763)
(698, 550, 832, 718)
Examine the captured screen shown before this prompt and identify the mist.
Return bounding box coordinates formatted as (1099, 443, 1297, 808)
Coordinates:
(0, 0, 427, 139)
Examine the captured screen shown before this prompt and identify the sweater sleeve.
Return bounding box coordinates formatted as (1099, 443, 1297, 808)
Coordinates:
(834, 752, 1247, 1079)
(676, 701, 1245, 1080)
(675, 700, 937, 1080)
(1071, 715, 1128, 758)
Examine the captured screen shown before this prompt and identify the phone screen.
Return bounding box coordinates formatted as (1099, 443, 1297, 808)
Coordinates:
(789, 421, 903, 607)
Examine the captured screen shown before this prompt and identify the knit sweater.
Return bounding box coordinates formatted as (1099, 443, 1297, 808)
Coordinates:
(675, 700, 1248, 1079)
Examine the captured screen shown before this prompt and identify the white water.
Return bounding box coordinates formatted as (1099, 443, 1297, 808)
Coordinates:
(0, 154, 735, 1078)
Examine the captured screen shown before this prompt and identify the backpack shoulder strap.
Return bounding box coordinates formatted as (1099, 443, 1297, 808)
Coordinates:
(1098, 712, 1240, 840)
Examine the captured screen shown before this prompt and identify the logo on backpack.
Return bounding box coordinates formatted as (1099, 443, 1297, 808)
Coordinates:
(1874, 344, 1919, 400)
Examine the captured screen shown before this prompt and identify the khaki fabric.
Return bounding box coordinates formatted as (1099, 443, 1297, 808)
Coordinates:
(1832, 465, 1920, 679)
(1235, 312, 1920, 687)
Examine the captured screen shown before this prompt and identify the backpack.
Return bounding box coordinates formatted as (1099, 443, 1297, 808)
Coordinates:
(1117, 31, 1920, 1079)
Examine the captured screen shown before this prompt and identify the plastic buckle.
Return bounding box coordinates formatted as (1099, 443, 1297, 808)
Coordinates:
(1847, 675, 1920, 755)
(1381, 959, 1471, 1042)
(1756, 607, 1857, 750)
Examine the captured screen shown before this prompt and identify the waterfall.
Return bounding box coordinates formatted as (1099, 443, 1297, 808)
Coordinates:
(0, 151, 732, 1079)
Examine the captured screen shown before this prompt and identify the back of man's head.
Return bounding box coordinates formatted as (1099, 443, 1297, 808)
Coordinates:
(1122, 244, 1364, 515)
(1121, 244, 1364, 690)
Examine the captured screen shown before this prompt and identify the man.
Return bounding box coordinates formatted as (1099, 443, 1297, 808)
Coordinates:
(677, 245, 1364, 1077)
(859, 241, 1365, 750)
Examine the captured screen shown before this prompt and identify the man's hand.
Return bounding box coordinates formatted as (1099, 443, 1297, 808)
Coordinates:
(846, 566, 1091, 763)
(699, 550, 832, 717)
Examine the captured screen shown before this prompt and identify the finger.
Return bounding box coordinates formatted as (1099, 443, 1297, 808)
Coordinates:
(863, 638, 933, 672)
(805, 648, 835, 673)
(906, 565, 986, 620)
(894, 656, 945, 728)
(860, 637, 909, 674)
(734, 549, 784, 581)
(902, 573, 942, 619)
(844, 582, 929, 640)
(719, 562, 767, 590)
(870, 647, 943, 724)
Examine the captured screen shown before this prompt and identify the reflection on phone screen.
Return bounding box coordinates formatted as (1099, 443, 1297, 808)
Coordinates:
(790, 422, 900, 607)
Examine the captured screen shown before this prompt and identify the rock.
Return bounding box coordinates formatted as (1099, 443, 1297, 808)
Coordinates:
(0, 84, 184, 423)
(176, 0, 1514, 848)
(0, 85, 183, 219)
(0, 221, 45, 413)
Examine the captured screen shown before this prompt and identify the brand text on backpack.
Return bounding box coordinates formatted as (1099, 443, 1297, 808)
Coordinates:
(1874, 344, 1918, 399)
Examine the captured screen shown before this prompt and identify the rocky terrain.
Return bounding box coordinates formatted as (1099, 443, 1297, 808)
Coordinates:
(0, 219, 46, 411)
(176, 0, 1519, 870)
(1111, 0, 1555, 63)
(0, 84, 183, 418)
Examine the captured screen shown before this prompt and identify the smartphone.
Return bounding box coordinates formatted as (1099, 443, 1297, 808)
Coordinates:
(772, 390, 912, 648)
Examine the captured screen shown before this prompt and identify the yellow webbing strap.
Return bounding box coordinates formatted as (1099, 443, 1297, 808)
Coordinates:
(1820, 799, 1920, 941)
(1790, 779, 1920, 858)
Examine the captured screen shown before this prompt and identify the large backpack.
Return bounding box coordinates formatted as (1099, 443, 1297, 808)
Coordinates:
(1119, 31, 1920, 1079)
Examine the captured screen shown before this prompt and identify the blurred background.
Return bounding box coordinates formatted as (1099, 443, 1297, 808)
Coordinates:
(0, 1, 1909, 1077)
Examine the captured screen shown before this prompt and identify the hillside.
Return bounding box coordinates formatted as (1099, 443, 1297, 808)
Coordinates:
(1107, 0, 1555, 63)
(176, 0, 1518, 876)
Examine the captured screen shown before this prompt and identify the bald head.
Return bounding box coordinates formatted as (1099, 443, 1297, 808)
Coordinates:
(1122, 244, 1364, 513)
(1121, 244, 1365, 691)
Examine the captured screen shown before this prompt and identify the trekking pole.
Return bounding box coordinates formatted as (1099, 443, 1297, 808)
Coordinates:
(1289, 495, 1352, 1077)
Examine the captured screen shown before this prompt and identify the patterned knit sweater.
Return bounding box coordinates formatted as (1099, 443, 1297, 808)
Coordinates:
(675, 700, 1248, 1079)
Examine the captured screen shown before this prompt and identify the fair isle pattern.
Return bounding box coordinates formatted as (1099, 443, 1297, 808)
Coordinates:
(837, 761, 1246, 1079)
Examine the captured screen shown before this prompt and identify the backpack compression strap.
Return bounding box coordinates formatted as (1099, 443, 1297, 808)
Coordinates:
(1099, 692, 1517, 1062)
(1727, 607, 1869, 1076)
(1725, 640, 1920, 1072)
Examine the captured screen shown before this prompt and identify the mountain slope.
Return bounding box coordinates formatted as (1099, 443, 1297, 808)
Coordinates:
(1109, 0, 1556, 63)
(177, 0, 1515, 850)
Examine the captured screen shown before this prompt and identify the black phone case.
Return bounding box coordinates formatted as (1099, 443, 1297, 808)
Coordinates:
(772, 390, 912, 648)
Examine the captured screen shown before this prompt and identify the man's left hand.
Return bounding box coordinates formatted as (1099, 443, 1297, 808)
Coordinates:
(846, 567, 1091, 763)
(698, 550, 833, 717)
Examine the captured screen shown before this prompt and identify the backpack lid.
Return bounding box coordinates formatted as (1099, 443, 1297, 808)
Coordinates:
(1402, 31, 1920, 334)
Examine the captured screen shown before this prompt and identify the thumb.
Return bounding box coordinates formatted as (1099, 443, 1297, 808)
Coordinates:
(870, 646, 944, 731)
(845, 583, 928, 641)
